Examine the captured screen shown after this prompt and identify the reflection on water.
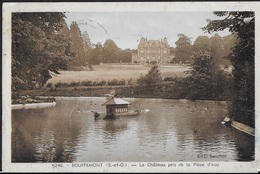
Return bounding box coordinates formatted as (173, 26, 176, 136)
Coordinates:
(12, 97, 254, 162)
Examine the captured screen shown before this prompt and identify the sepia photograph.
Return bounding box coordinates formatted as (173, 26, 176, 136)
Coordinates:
(2, 2, 259, 173)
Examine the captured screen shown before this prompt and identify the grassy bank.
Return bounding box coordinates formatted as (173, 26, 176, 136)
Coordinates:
(12, 86, 135, 98)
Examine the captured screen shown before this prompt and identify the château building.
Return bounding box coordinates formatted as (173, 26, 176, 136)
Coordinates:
(132, 37, 174, 64)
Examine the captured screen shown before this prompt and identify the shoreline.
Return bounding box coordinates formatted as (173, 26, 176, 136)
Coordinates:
(12, 101, 56, 110)
(12, 85, 230, 102)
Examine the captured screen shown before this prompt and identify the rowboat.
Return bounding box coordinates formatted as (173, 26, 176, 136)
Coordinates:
(221, 116, 255, 137)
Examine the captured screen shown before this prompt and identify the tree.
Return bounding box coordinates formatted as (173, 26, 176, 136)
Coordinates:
(193, 35, 211, 54)
(177, 52, 230, 101)
(203, 12, 255, 127)
(118, 48, 132, 63)
(174, 34, 193, 64)
(136, 65, 162, 94)
(222, 34, 238, 65)
(209, 34, 224, 64)
(69, 21, 86, 66)
(12, 12, 73, 90)
(82, 31, 92, 52)
(88, 42, 103, 65)
(102, 39, 120, 63)
(82, 31, 92, 61)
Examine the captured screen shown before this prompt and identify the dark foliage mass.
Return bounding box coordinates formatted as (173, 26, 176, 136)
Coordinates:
(170, 52, 232, 101)
(87, 40, 132, 65)
(172, 33, 237, 66)
(203, 11, 255, 127)
(12, 13, 74, 90)
(135, 66, 163, 95)
(135, 55, 232, 102)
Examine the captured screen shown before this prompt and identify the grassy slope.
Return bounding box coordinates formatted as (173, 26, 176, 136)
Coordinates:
(47, 64, 190, 85)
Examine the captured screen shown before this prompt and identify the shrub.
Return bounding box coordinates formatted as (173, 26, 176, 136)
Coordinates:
(107, 79, 126, 86)
(69, 81, 81, 87)
(128, 78, 133, 85)
(96, 80, 106, 86)
(135, 65, 162, 94)
(82, 80, 93, 86)
(55, 82, 66, 88)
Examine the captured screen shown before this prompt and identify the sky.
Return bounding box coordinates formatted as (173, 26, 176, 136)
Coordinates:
(65, 12, 230, 49)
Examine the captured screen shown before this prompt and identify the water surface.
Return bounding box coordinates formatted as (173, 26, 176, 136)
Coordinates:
(12, 97, 254, 162)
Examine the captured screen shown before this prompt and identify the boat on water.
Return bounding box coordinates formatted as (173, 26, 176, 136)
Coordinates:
(93, 97, 139, 120)
(221, 116, 255, 137)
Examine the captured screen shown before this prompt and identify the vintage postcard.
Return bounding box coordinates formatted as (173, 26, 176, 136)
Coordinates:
(2, 2, 259, 173)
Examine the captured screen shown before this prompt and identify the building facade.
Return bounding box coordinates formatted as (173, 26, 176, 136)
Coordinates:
(132, 37, 174, 64)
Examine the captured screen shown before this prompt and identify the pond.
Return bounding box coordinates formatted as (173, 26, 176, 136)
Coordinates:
(12, 97, 254, 162)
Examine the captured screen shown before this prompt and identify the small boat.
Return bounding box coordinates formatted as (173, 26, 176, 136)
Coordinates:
(231, 120, 255, 137)
(221, 116, 255, 137)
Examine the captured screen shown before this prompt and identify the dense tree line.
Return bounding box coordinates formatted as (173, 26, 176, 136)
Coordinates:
(172, 33, 237, 66)
(65, 19, 237, 66)
(68, 22, 132, 66)
(86, 40, 132, 65)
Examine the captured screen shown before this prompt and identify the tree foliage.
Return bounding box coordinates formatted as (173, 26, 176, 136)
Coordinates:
(87, 42, 103, 65)
(136, 66, 162, 94)
(193, 36, 211, 54)
(174, 52, 231, 101)
(173, 34, 193, 64)
(12, 12, 74, 90)
(193, 34, 224, 64)
(102, 39, 120, 63)
(87, 40, 134, 65)
(203, 11, 255, 127)
(172, 32, 236, 66)
(69, 22, 86, 66)
(119, 48, 132, 63)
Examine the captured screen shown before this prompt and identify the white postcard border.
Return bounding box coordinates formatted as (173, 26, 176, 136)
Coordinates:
(2, 2, 260, 173)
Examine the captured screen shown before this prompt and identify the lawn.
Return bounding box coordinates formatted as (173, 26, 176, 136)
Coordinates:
(47, 64, 190, 85)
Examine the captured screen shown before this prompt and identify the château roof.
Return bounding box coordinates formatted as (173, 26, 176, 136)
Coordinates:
(102, 97, 130, 106)
(138, 37, 169, 47)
